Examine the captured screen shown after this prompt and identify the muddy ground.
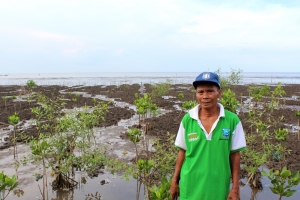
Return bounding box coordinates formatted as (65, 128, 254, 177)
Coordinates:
(0, 83, 300, 173)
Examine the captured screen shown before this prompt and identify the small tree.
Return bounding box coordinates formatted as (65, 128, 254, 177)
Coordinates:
(0, 171, 18, 200)
(2, 97, 7, 111)
(26, 80, 37, 88)
(150, 79, 172, 99)
(262, 167, 300, 200)
(8, 113, 20, 160)
(219, 89, 239, 113)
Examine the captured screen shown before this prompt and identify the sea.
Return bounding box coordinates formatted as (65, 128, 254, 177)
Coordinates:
(0, 72, 300, 86)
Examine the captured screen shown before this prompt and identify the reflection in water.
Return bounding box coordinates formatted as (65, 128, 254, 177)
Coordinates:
(250, 187, 261, 200)
(51, 189, 74, 200)
(13, 189, 24, 198)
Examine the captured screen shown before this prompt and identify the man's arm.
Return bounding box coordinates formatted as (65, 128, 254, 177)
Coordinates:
(227, 151, 240, 200)
(170, 149, 185, 199)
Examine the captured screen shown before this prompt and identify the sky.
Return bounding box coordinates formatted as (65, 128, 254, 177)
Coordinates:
(0, 0, 300, 73)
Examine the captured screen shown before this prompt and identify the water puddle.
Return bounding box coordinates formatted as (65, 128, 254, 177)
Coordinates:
(2, 88, 300, 200)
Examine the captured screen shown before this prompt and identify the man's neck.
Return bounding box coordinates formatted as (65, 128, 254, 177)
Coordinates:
(199, 106, 220, 119)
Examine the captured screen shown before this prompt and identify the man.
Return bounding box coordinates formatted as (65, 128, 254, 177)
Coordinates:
(170, 72, 246, 200)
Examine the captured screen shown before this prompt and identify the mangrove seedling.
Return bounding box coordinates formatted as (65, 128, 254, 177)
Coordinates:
(0, 171, 18, 200)
(274, 128, 289, 141)
(150, 79, 171, 98)
(150, 176, 172, 200)
(261, 167, 300, 200)
(178, 93, 184, 99)
(2, 97, 8, 110)
(219, 89, 239, 113)
(26, 79, 37, 88)
(8, 112, 20, 160)
(182, 100, 197, 112)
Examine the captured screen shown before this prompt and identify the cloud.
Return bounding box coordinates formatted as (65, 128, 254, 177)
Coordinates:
(0, 0, 300, 73)
(115, 49, 124, 56)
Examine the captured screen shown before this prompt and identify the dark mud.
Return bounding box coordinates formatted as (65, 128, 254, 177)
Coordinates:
(1, 83, 300, 172)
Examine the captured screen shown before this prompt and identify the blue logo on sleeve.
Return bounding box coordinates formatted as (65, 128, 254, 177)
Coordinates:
(222, 128, 230, 139)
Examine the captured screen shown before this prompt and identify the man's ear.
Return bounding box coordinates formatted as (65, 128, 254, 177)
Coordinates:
(218, 89, 222, 98)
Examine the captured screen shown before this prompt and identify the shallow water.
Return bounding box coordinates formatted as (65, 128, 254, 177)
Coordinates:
(1, 81, 300, 200)
(1, 72, 300, 86)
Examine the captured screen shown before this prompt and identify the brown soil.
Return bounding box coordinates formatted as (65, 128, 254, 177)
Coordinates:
(1, 84, 300, 172)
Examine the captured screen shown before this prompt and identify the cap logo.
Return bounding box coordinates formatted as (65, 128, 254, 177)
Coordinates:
(202, 73, 210, 80)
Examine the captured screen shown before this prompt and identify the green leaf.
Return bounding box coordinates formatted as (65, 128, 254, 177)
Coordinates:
(261, 171, 268, 177)
(278, 185, 284, 194)
(270, 187, 279, 194)
(280, 169, 291, 179)
(285, 190, 296, 197)
(292, 171, 299, 179)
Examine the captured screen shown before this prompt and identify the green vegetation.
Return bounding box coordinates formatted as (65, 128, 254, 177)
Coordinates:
(21, 93, 109, 199)
(26, 80, 37, 88)
(8, 112, 20, 163)
(150, 176, 172, 200)
(2, 97, 8, 110)
(182, 100, 197, 111)
(242, 82, 292, 189)
(126, 128, 177, 200)
(177, 93, 184, 99)
(219, 89, 239, 113)
(150, 79, 172, 98)
(134, 93, 159, 125)
(262, 167, 300, 200)
(0, 172, 18, 200)
(215, 68, 243, 90)
(2, 70, 299, 199)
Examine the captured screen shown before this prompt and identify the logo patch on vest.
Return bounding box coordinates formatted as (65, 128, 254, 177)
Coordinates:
(221, 128, 230, 139)
(188, 133, 199, 142)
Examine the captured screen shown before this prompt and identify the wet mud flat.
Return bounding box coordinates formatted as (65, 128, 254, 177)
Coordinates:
(0, 83, 300, 199)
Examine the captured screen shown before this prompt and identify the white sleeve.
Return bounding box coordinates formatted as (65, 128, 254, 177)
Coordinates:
(174, 122, 187, 150)
(231, 121, 246, 151)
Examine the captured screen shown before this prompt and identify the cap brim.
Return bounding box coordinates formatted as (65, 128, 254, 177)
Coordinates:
(193, 81, 220, 89)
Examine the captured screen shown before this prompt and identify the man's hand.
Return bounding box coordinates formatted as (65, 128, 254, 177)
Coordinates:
(170, 182, 179, 200)
(227, 189, 239, 200)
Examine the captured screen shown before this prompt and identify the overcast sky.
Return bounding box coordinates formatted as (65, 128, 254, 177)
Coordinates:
(0, 0, 299, 73)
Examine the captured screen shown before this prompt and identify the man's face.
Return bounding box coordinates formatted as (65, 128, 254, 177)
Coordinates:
(195, 83, 221, 109)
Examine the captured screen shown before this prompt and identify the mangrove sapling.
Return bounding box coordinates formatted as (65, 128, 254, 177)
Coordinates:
(149, 176, 172, 200)
(126, 127, 178, 200)
(26, 79, 37, 88)
(261, 167, 300, 200)
(0, 171, 18, 200)
(272, 82, 286, 106)
(26, 80, 37, 100)
(23, 93, 109, 199)
(127, 128, 143, 200)
(219, 89, 239, 113)
(134, 93, 159, 125)
(242, 84, 289, 190)
(295, 111, 300, 117)
(8, 113, 20, 160)
(214, 68, 243, 90)
(150, 79, 172, 99)
(275, 128, 289, 141)
(92, 98, 97, 106)
(181, 100, 197, 112)
(1, 97, 7, 111)
(177, 93, 184, 99)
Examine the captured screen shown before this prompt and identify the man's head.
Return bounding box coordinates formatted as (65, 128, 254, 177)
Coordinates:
(193, 72, 220, 89)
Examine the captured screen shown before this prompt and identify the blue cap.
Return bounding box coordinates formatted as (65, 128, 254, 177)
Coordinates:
(193, 72, 220, 89)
